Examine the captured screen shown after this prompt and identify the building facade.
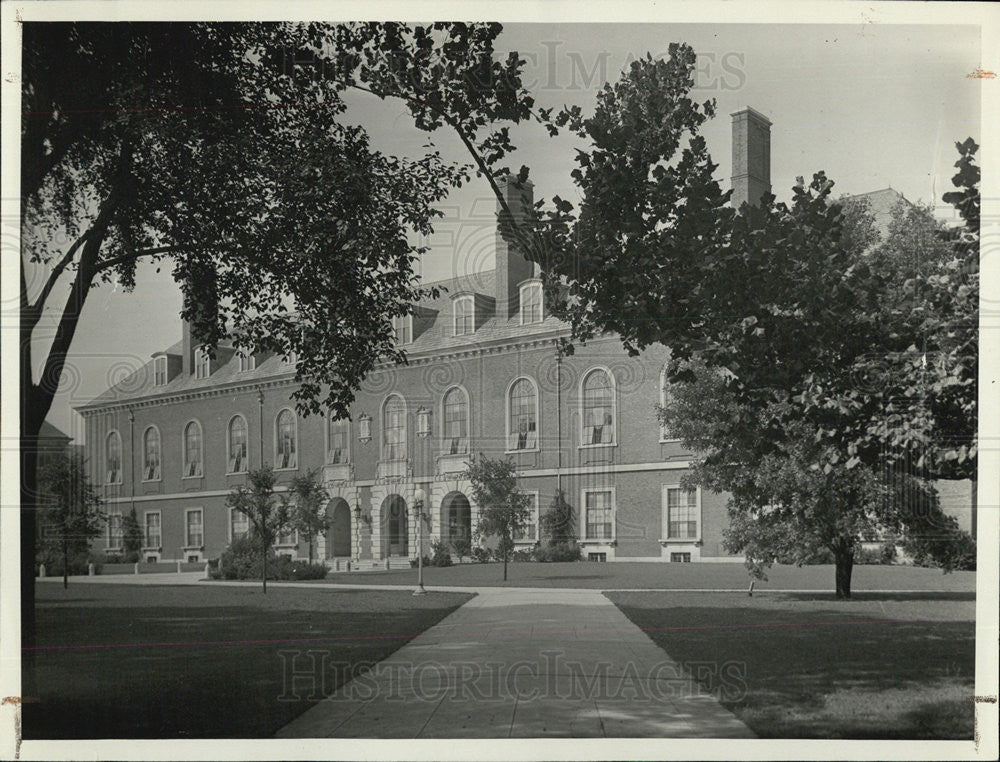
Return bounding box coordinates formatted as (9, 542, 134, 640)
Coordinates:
(77, 107, 967, 567)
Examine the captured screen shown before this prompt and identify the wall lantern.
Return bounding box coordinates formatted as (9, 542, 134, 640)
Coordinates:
(416, 407, 432, 439)
(358, 413, 372, 444)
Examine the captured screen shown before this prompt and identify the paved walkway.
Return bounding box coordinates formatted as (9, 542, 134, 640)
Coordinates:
(276, 587, 754, 738)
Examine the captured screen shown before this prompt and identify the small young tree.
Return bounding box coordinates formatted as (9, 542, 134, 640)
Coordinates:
(540, 489, 575, 545)
(122, 507, 144, 563)
(38, 453, 105, 589)
(225, 465, 292, 593)
(288, 469, 330, 564)
(465, 454, 532, 582)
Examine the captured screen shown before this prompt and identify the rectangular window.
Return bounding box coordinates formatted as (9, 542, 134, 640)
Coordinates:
(195, 347, 211, 379)
(107, 512, 123, 549)
(394, 315, 412, 345)
(154, 355, 167, 386)
(520, 283, 542, 325)
(231, 508, 249, 541)
(144, 512, 161, 548)
(670, 552, 692, 563)
(239, 353, 256, 372)
(454, 297, 474, 336)
(185, 509, 204, 547)
(513, 492, 539, 541)
(278, 528, 297, 547)
(584, 489, 613, 540)
(327, 418, 349, 464)
(664, 487, 698, 539)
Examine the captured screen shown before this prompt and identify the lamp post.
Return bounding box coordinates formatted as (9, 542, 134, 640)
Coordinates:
(353, 504, 361, 567)
(413, 487, 426, 596)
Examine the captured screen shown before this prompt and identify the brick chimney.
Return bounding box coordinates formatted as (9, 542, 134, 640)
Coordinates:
(181, 319, 195, 375)
(494, 175, 535, 320)
(731, 107, 772, 208)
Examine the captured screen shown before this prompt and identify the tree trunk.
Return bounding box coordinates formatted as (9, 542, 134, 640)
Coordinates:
(21, 416, 41, 697)
(834, 541, 854, 600)
(308, 536, 313, 565)
(63, 535, 69, 590)
(262, 546, 268, 594)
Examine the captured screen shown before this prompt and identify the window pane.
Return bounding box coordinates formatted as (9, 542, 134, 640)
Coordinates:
(184, 423, 202, 477)
(143, 429, 160, 480)
(666, 488, 697, 538)
(585, 490, 612, 539)
(228, 417, 247, 472)
(145, 513, 161, 547)
(383, 397, 406, 460)
(509, 379, 537, 450)
(186, 511, 203, 546)
(582, 370, 613, 445)
(106, 433, 121, 484)
(443, 389, 468, 453)
(276, 410, 297, 468)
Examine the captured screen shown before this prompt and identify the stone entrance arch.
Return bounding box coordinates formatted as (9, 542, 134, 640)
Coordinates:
(440, 491, 472, 548)
(325, 498, 352, 559)
(381, 494, 409, 557)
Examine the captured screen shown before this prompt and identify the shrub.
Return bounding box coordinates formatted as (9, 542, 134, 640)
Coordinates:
(511, 546, 535, 562)
(214, 537, 328, 580)
(431, 539, 453, 567)
(471, 545, 493, 563)
(450, 537, 472, 561)
(409, 554, 432, 568)
(534, 541, 582, 562)
(37, 546, 103, 577)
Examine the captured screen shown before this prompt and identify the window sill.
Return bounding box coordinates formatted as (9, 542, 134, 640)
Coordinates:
(659, 538, 702, 545)
(273, 466, 300, 473)
(141, 478, 161, 484)
(181, 474, 204, 481)
(226, 470, 248, 476)
(578, 442, 617, 450)
(106, 546, 123, 552)
(141, 545, 162, 552)
(504, 448, 540, 455)
(105, 482, 123, 488)
(182, 544, 204, 551)
(659, 438, 683, 444)
(580, 538, 616, 546)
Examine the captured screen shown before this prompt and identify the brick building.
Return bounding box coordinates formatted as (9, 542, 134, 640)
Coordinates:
(75, 107, 969, 567)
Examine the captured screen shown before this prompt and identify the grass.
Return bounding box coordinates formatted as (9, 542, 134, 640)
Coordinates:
(605, 590, 976, 739)
(24, 583, 472, 739)
(313, 560, 977, 592)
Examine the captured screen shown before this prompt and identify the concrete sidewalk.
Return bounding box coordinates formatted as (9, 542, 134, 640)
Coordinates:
(276, 588, 754, 738)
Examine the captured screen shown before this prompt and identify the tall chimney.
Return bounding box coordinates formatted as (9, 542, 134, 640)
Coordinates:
(731, 107, 772, 208)
(181, 320, 195, 375)
(494, 175, 535, 320)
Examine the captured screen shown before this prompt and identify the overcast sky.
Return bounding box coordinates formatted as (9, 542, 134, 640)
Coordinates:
(36, 22, 982, 442)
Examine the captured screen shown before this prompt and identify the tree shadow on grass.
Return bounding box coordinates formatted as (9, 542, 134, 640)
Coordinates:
(24, 600, 467, 739)
(779, 591, 975, 603)
(611, 601, 975, 739)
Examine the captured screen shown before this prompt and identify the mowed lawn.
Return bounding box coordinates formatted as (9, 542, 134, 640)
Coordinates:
(321, 560, 977, 592)
(606, 590, 976, 739)
(24, 583, 472, 739)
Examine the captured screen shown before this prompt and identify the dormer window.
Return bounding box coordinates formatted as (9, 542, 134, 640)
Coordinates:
(394, 315, 412, 345)
(153, 355, 167, 386)
(453, 295, 474, 336)
(195, 347, 211, 379)
(239, 353, 256, 372)
(519, 281, 543, 325)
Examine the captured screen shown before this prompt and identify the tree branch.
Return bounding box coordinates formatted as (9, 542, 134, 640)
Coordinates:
(93, 245, 186, 275)
(25, 230, 91, 325)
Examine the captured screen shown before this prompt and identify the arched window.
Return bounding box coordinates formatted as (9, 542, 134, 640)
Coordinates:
(183, 421, 203, 478)
(383, 395, 407, 461)
(519, 281, 543, 325)
(507, 377, 538, 451)
(105, 431, 122, 485)
(228, 415, 248, 473)
(442, 387, 469, 455)
(142, 427, 161, 482)
(327, 416, 349, 464)
(581, 368, 615, 446)
(275, 409, 297, 469)
(453, 295, 474, 336)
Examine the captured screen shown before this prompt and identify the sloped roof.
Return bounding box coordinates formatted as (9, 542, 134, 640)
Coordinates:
(77, 267, 563, 412)
(843, 187, 909, 237)
(39, 421, 71, 442)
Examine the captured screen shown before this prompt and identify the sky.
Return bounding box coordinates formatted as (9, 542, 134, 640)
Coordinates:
(31, 22, 982, 443)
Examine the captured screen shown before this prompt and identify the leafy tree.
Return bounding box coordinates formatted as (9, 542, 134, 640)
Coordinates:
(20, 21, 537, 654)
(288, 469, 330, 564)
(225, 465, 294, 593)
(465, 454, 532, 582)
(520, 43, 978, 597)
(122, 508, 144, 563)
(540, 489, 575, 545)
(38, 453, 105, 589)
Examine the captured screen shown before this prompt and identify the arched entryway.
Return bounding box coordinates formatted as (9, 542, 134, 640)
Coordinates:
(381, 495, 408, 557)
(440, 492, 472, 547)
(325, 498, 352, 559)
